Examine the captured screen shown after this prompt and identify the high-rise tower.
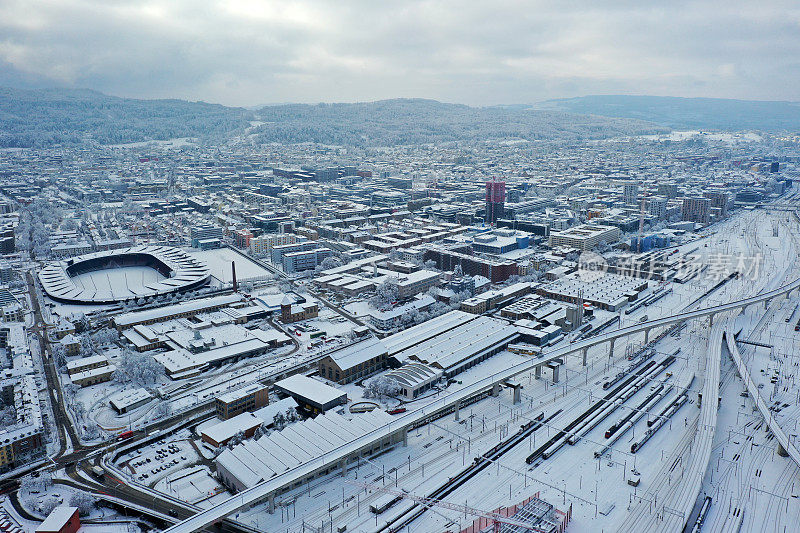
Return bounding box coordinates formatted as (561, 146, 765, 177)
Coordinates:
(485, 178, 505, 224)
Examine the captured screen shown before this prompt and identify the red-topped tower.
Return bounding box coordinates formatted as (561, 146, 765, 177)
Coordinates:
(485, 178, 506, 225)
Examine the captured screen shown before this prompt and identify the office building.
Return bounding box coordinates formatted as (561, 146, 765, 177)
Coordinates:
(216, 383, 270, 420)
(485, 179, 505, 224)
(549, 224, 621, 251)
(191, 225, 223, 247)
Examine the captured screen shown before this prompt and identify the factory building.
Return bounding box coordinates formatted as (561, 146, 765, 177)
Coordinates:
(388, 314, 519, 378)
(318, 337, 389, 384)
(273, 374, 348, 414)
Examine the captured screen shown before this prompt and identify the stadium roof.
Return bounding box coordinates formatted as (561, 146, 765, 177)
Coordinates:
(38, 245, 210, 304)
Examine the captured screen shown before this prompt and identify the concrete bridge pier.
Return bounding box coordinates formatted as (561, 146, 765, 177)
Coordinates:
(454, 400, 461, 421)
(552, 364, 560, 384)
(268, 494, 275, 513)
(644, 328, 651, 344)
(491, 383, 501, 397)
(582, 347, 588, 366)
(512, 385, 521, 405)
(535, 365, 542, 379)
(778, 443, 789, 457)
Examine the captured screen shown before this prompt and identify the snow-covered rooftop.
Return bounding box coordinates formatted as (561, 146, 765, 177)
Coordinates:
(273, 374, 347, 407)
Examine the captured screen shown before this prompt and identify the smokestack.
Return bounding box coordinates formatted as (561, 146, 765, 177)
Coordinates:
(231, 261, 238, 292)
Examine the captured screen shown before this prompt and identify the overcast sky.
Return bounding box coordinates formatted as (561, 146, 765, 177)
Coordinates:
(1, 1, 798, 107)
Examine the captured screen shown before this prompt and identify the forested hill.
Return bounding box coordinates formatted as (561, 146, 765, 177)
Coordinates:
(537, 95, 800, 132)
(0, 89, 669, 148)
(0, 87, 252, 148)
(252, 98, 667, 146)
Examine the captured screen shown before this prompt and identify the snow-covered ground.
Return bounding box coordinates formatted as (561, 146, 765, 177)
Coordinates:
(189, 248, 273, 283)
(223, 205, 800, 533)
(115, 430, 200, 487)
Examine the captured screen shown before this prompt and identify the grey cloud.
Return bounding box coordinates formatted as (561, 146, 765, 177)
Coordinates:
(0, 0, 798, 105)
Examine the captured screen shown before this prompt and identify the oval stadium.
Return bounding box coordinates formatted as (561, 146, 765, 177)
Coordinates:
(38, 245, 210, 304)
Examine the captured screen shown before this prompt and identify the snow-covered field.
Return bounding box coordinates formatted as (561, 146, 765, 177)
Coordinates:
(70, 265, 165, 297)
(189, 248, 273, 283)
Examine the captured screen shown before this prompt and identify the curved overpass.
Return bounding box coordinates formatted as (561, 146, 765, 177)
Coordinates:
(164, 275, 800, 533)
(726, 320, 800, 467)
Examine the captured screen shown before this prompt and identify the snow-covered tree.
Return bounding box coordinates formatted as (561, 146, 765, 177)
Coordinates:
(0, 405, 16, 427)
(79, 334, 95, 356)
(69, 491, 96, 515)
(319, 256, 343, 271)
(428, 302, 450, 318)
(73, 314, 90, 334)
(227, 430, 246, 448)
(594, 240, 611, 253)
(62, 383, 79, 403)
(371, 278, 399, 309)
(83, 422, 102, 440)
(113, 350, 162, 385)
(363, 376, 402, 400)
(92, 328, 119, 346)
(73, 401, 86, 424)
(38, 497, 60, 516)
(51, 344, 67, 371)
(254, 424, 270, 440)
(448, 290, 472, 309)
(272, 412, 286, 430)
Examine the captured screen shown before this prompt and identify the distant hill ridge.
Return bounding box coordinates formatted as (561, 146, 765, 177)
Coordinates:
(0, 88, 669, 148)
(0, 87, 252, 148)
(250, 97, 666, 146)
(536, 95, 800, 132)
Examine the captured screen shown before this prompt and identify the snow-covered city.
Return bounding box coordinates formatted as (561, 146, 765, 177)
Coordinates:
(2, 3, 800, 532)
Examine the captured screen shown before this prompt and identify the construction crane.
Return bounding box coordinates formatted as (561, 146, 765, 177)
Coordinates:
(348, 481, 537, 533)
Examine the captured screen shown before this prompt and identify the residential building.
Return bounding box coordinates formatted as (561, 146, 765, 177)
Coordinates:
(250, 233, 297, 256)
(681, 197, 712, 225)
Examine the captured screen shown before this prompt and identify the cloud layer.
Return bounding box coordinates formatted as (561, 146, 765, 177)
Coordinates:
(1, 0, 798, 106)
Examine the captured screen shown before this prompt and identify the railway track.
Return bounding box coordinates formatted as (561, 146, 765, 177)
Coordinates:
(375, 410, 561, 532)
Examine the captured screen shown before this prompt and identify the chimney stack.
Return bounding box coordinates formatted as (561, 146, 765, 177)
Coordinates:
(231, 261, 238, 292)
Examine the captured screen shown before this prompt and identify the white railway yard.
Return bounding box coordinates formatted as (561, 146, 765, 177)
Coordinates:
(159, 194, 800, 533)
